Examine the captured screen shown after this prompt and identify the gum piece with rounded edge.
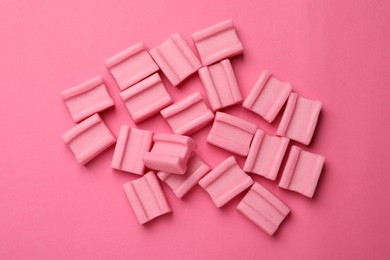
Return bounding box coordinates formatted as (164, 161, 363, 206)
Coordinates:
(244, 129, 289, 180)
(123, 171, 171, 225)
(161, 92, 214, 135)
(279, 146, 325, 198)
(207, 112, 257, 157)
(191, 19, 244, 66)
(277, 93, 322, 145)
(199, 156, 253, 207)
(62, 114, 116, 165)
(111, 126, 153, 175)
(237, 182, 290, 236)
(198, 59, 242, 111)
(150, 33, 201, 87)
(157, 154, 210, 199)
(243, 70, 292, 123)
(120, 73, 172, 124)
(143, 133, 197, 175)
(61, 76, 114, 123)
(105, 42, 159, 91)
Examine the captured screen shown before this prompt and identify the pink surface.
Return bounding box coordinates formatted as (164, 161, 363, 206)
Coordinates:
(111, 126, 153, 175)
(1, 1, 390, 259)
(161, 91, 214, 135)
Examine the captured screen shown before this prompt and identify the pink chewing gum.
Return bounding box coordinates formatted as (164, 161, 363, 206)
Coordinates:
(123, 171, 171, 224)
(198, 59, 242, 111)
(237, 182, 290, 236)
(61, 76, 114, 123)
(143, 133, 197, 175)
(207, 112, 257, 157)
(279, 146, 325, 198)
(119, 73, 172, 124)
(243, 70, 292, 123)
(62, 114, 116, 165)
(105, 42, 159, 91)
(160, 92, 214, 135)
(199, 156, 253, 207)
(244, 129, 290, 181)
(191, 19, 244, 66)
(150, 33, 201, 87)
(157, 154, 210, 199)
(277, 93, 322, 145)
(111, 126, 153, 175)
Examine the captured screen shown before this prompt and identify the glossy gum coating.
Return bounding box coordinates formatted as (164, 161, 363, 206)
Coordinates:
(160, 92, 214, 135)
(123, 172, 171, 224)
(199, 156, 253, 207)
(279, 146, 325, 198)
(207, 111, 257, 157)
(120, 73, 172, 124)
(243, 70, 292, 123)
(143, 133, 197, 174)
(61, 76, 114, 123)
(111, 125, 153, 175)
(105, 41, 159, 91)
(157, 154, 210, 198)
(244, 129, 290, 180)
(150, 33, 201, 87)
(198, 59, 242, 111)
(62, 114, 116, 165)
(277, 93, 322, 145)
(237, 182, 290, 236)
(192, 19, 244, 66)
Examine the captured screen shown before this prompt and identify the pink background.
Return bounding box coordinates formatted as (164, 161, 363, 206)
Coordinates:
(1, 0, 389, 259)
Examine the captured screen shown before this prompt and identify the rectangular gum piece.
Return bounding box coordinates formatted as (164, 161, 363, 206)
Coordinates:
(61, 76, 114, 123)
(243, 70, 292, 123)
(119, 73, 172, 124)
(160, 92, 214, 135)
(62, 114, 116, 165)
(237, 182, 290, 236)
(199, 156, 253, 207)
(105, 41, 159, 91)
(207, 112, 257, 157)
(123, 171, 171, 224)
(191, 19, 244, 66)
(143, 133, 197, 175)
(111, 126, 153, 175)
(150, 33, 201, 87)
(198, 59, 242, 111)
(244, 129, 290, 180)
(157, 154, 210, 199)
(276, 93, 322, 145)
(279, 146, 325, 198)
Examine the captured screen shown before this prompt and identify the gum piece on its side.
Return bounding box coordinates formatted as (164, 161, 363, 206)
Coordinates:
(161, 92, 214, 135)
(279, 146, 325, 198)
(150, 33, 201, 87)
(191, 19, 244, 66)
(157, 154, 210, 198)
(244, 129, 289, 180)
(243, 70, 292, 123)
(105, 42, 159, 91)
(207, 112, 257, 157)
(198, 59, 242, 111)
(199, 156, 253, 207)
(143, 133, 197, 175)
(120, 73, 172, 124)
(111, 125, 153, 175)
(61, 76, 114, 123)
(276, 93, 322, 145)
(237, 182, 290, 236)
(123, 171, 171, 225)
(62, 114, 116, 165)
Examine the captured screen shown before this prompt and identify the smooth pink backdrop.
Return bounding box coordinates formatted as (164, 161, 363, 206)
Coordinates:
(1, 0, 389, 259)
